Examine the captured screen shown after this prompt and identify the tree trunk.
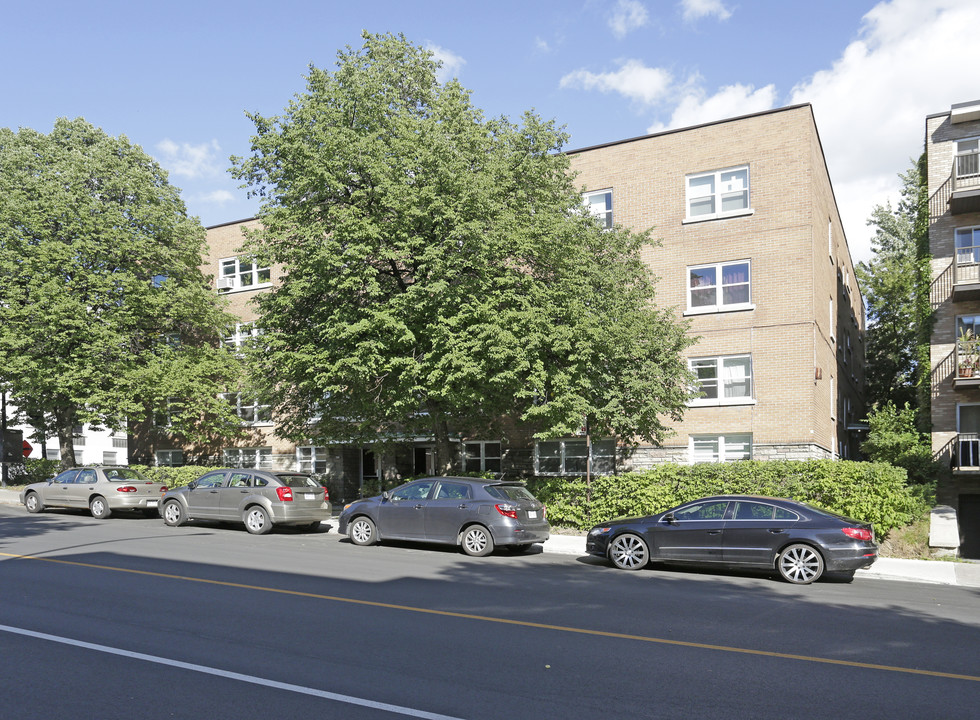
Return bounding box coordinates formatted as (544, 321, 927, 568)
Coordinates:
(54, 406, 78, 470)
(427, 402, 455, 475)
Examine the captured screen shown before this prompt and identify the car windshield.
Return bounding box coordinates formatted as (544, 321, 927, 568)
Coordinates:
(484, 484, 536, 502)
(103, 468, 145, 481)
(274, 473, 319, 489)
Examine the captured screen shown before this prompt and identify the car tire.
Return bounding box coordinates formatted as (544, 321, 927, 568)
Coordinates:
(777, 543, 825, 584)
(461, 525, 494, 557)
(244, 506, 272, 535)
(162, 500, 186, 527)
(89, 496, 111, 519)
(348, 516, 377, 546)
(24, 492, 44, 514)
(609, 533, 649, 571)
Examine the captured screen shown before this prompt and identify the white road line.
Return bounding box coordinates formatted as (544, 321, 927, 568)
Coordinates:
(0, 624, 465, 720)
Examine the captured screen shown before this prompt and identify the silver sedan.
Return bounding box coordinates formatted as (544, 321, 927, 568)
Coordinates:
(21, 466, 167, 519)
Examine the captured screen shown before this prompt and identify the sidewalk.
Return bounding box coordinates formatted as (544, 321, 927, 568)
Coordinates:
(2, 487, 977, 587)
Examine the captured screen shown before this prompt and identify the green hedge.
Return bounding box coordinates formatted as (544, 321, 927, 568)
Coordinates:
(131, 465, 226, 489)
(525, 460, 930, 538)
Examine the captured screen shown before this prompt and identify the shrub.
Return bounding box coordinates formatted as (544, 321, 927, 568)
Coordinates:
(131, 465, 225, 488)
(9, 458, 58, 485)
(527, 460, 929, 538)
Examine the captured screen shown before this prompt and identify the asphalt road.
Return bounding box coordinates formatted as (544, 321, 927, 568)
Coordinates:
(1, 505, 978, 720)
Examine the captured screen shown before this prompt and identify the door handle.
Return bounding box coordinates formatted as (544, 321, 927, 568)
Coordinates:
(414, 504, 424, 510)
(457, 504, 468, 509)
(707, 530, 722, 535)
(768, 529, 785, 534)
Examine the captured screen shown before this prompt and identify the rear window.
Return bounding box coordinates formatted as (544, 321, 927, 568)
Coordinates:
(484, 484, 536, 502)
(103, 468, 146, 481)
(274, 473, 319, 489)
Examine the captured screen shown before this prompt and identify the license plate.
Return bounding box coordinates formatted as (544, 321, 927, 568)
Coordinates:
(304, 493, 316, 500)
(528, 511, 537, 519)
(146, 500, 158, 508)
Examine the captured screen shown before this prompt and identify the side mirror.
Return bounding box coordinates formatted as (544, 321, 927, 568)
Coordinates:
(382, 491, 390, 502)
(187, 481, 197, 490)
(663, 513, 676, 524)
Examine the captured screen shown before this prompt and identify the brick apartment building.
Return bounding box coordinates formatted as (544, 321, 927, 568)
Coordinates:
(926, 99, 980, 553)
(134, 103, 866, 494)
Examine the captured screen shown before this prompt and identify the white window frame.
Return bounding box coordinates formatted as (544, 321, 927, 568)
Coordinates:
(685, 260, 754, 315)
(218, 256, 271, 293)
(688, 354, 755, 406)
(582, 189, 613, 229)
(689, 434, 752, 463)
(534, 438, 615, 476)
(221, 392, 272, 425)
(955, 226, 980, 284)
(223, 447, 272, 469)
(156, 449, 184, 467)
(225, 322, 262, 351)
(297, 446, 329, 474)
(461, 441, 502, 474)
(684, 165, 752, 222)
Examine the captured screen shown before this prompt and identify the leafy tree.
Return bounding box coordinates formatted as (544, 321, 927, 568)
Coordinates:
(0, 118, 243, 468)
(232, 32, 694, 473)
(861, 402, 938, 486)
(855, 155, 932, 423)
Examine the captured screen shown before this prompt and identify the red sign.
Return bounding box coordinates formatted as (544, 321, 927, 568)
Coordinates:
(22, 440, 32, 458)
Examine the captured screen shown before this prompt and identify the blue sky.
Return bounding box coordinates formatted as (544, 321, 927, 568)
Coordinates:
(3, 0, 978, 264)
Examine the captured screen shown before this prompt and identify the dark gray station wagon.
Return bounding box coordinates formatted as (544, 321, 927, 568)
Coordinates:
(338, 477, 550, 556)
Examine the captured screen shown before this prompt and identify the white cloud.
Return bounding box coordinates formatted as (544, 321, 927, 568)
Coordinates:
(155, 139, 223, 179)
(646, 83, 778, 134)
(680, 0, 733, 22)
(534, 36, 552, 53)
(609, 0, 649, 39)
(198, 190, 235, 205)
(560, 60, 673, 106)
(427, 44, 466, 83)
(788, 0, 980, 264)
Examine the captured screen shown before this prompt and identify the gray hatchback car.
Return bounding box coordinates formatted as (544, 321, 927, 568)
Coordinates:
(338, 477, 550, 556)
(160, 469, 330, 535)
(21, 466, 167, 519)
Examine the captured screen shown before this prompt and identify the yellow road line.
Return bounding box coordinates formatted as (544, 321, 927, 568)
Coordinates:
(3, 551, 977, 683)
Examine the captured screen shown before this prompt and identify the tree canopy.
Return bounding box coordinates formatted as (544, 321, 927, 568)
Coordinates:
(0, 118, 242, 466)
(232, 32, 694, 472)
(855, 154, 931, 419)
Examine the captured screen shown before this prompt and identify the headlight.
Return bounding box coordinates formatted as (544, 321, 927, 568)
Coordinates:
(589, 527, 611, 536)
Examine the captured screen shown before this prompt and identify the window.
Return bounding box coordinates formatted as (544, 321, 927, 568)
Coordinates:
(583, 189, 613, 229)
(102, 452, 117, 465)
(223, 447, 271, 468)
(154, 398, 178, 428)
(462, 441, 502, 474)
(687, 261, 752, 313)
(685, 165, 750, 221)
(111, 437, 128, 449)
(674, 500, 729, 521)
(391, 481, 435, 501)
(297, 446, 329, 474)
(221, 393, 271, 424)
(688, 355, 753, 405)
(225, 322, 262, 351)
(217, 256, 271, 293)
(435, 481, 472, 500)
(690, 434, 752, 463)
(956, 226, 980, 284)
(956, 138, 979, 178)
(534, 438, 615, 476)
(156, 449, 184, 467)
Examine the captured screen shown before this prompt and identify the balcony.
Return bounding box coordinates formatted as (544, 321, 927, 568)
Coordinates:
(954, 433, 980, 471)
(949, 150, 980, 215)
(953, 244, 980, 301)
(953, 334, 980, 389)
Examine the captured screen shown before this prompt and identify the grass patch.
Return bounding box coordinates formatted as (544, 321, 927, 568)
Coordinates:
(879, 512, 932, 559)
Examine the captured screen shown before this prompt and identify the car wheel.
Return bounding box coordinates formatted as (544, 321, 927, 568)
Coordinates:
(244, 506, 272, 535)
(609, 533, 649, 571)
(162, 500, 186, 527)
(89, 496, 111, 519)
(24, 492, 44, 514)
(777, 543, 825, 584)
(348, 516, 377, 546)
(461, 525, 494, 557)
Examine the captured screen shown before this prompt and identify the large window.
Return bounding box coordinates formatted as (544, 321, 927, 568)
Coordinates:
(535, 438, 615, 476)
(156, 449, 184, 467)
(687, 261, 752, 313)
(690, 434, 752, 463)
(583, 189, 613, 229)
(956, 226, 980, 284)
(956, 138, 979, 179)
(689, 355, 753, 405)
(221, 393, 271, 424)
(297, 446, 329, 474)
(462, 441, 502, 474)
(225, 322, 262, 351)
(217, 256, 271, 293)
(223, 447, 272, 468)
(685, 166, 750, 221)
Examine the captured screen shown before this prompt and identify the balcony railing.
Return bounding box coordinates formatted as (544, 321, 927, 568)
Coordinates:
(955, 245, 980, 285)
(955, 433, 980, 469)
(953, 150, 980, 191)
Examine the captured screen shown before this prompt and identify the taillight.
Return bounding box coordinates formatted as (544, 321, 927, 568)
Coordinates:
(160, 486, 168, 494)
(116, 486, 137, 493)
(495, 503, 518, 519)
(323, 487, 329, 501)
(842, 527, 872, 542)
(276, 486, 294, 502)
